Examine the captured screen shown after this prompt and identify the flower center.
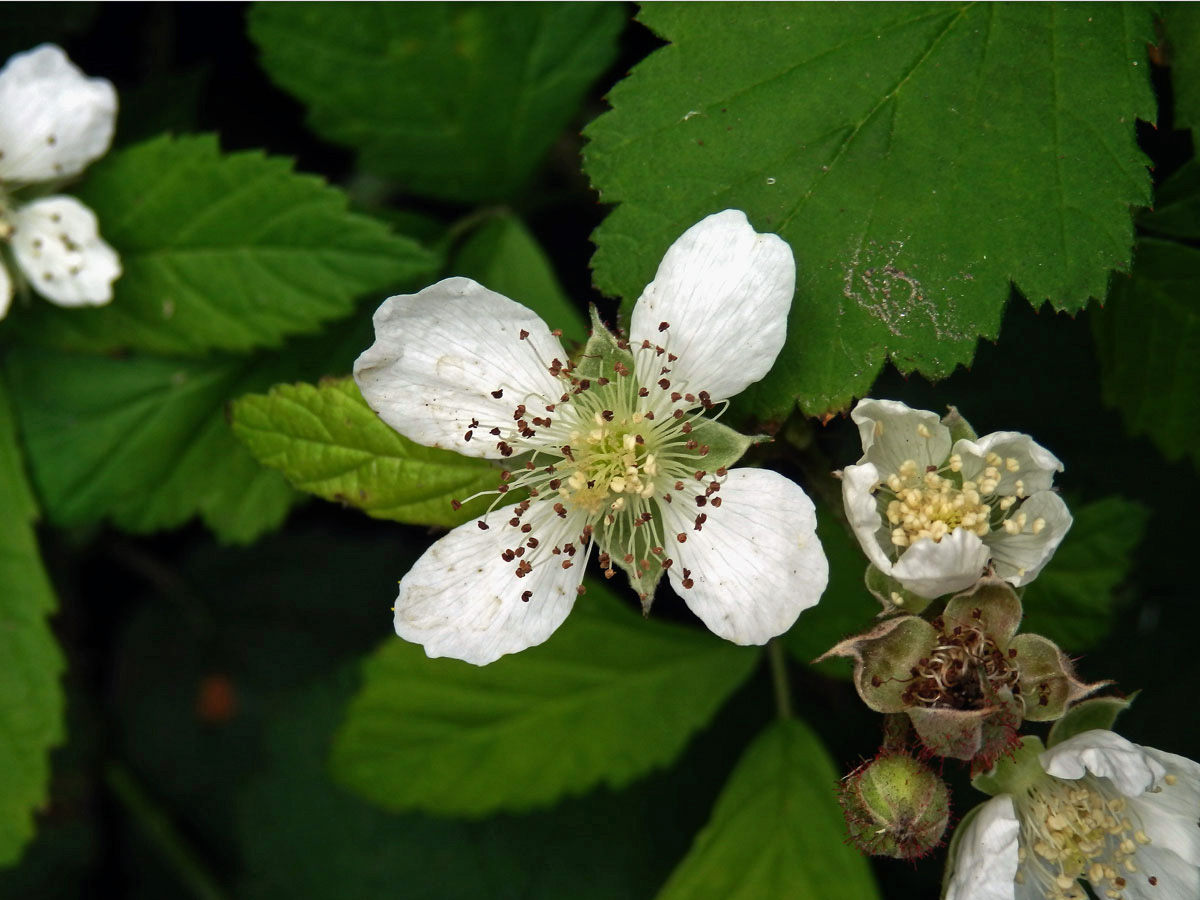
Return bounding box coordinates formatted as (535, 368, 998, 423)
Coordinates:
(900, 614, 1019, 710)
(873, 426, 1045, 552)
(1016, 775, 1154, 900)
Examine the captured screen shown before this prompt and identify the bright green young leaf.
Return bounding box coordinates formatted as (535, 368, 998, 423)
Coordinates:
(452, 212, 587, 345)
(330, 584, 760, 816)
(248, 2, 626, 203)
(655, 717, 879, 900)
(1092, 238, 1200, 470)
(13, 134, 437, 357)
(1163, 4, 1200, 140)
(232, 377, 500, 528)
(0, 376, 64, 867)
(4, 346, 304, 544)
(1021, 496, 1149, 651)
(585, 4, 1155, 418)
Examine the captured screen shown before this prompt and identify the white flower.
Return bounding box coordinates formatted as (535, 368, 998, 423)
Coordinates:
(354, 209, 828, 665)
(0, 44, 121, 317)
(947, 730, 1200, 900)
(842, 399, 1072, 599)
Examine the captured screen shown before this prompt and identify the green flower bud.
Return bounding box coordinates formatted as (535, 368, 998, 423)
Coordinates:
(838, 753, 950, 859)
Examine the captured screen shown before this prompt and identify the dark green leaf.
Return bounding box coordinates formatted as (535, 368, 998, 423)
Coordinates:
(1092, 238, 1200, 469)
(0, 376, 64, 866)
(331, 584, 759, 816)
(232, 377, 500, 528)
(14, 134, 437, 357)
(1021, 496, 1149, 651)
(248, 2, 626, 203)
(1138, 160, 1200, 241)
(585, 3, 1154, 417)
(1163, 4, 1200, 141)
(655, 718, 880, 900)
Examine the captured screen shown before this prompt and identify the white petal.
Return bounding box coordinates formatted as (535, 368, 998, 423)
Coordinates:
(10, 196, 120, 307)
(629, 210, 794, 403)
(1123, 841, 1200, 900)
(955, 431, 1063, 497)
(849, 398, 951, 475)
(660, 468, 827, 644)
(841, 461, 895, 575)
(0, 260, 11, 320)
(985, 491, 1072, 587)
(393, 499, 585, 665)
(945, 795, 1020, 900)
(354, 277, 568, 459)
(891, 527, 990, 598)
(0, 44, 116, 183)
(1040, 730, 1165, 798)
(1128, 747, 1200, 868)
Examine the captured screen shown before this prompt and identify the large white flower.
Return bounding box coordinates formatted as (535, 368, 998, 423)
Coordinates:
(355, 210, 828, 665)
(842, 399, 1072, 599)
(0, 44, 121, 318)
(947, 730, 1200, 900)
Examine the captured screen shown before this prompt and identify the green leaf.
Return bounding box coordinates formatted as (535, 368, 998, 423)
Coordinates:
(584, 4, 1154, 417)
(655, 718, 879, 900)
(452, 213, 587, 345)
(1163, 4, 1200, 141)
(330, 584, 760, 816)
(1021, 496, 1149, 651)
(232, 377, 501, 528)
(0, 375, 64, 867)
(784, 509, 887, 676)
(1047, 693, 1137, 748)
(1138, 159, 1200, 241)
(13, 134, 437, 357)
(4, 346, 309, 544)
(248, 2, 626, 203)
(1092, 238, 1200, 469)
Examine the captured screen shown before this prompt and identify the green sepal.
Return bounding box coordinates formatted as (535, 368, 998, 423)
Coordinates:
(1047, 693, 1138, 748)
(574, 307, 635, 382)
(687, 417, 765, 472)
(970, 736, 1046, 797)
(864, 564, 930, 616)
(941, 406, 978, 444)
(613, 556, 667, 614)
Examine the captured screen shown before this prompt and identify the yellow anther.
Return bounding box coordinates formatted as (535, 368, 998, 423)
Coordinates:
(1032, 517, 1046, 535)
(916, 423, 931, 438)
(1165, 774, 1178, 786)
(948, 453, 962, 472)
(1006, 456, 1020, 472)
(891, 529, 909, 547)
(610, 476, 627, 494)
(986, 451, 1002, 466)
(1015, 479, 1026, 498)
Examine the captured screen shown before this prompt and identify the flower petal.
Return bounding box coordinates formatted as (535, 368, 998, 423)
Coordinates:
(955, 431, 1063, 497)
(0, 260, 11, 320)
(984, 491, 1072, 587)
(354, 277, 568, 459)
(1132, 747, 1200, 867)
(0, 44, 116, 183)
(945, 795, 1020, 900)
(850, 398, 951, 475)
(891, 527, 990, 598)
(1123, 840, 1200, 900)
(842, 460, 895, 574)
(1040, 729, 1165, 798)
(10, 196, 120, 307)
(629, 209, 794, 403)
(393, 499, 585, 665)
(661, 468, 826, 644)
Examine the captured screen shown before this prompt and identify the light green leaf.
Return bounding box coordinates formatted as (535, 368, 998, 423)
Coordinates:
(13, 134, 437, 356)
(4, 346, 309, 544)
(1163, 4, 1200, 141)
(330, 584, 760, 816)
(655, 717, 879, 900)
(1047, 693, 1137, 749)
(248, 2, 626, 203)
(452, 212, 587, 345)
(584, 3, 1154, 418)
(1021, 496, 1149, 651)
(0, 375, 64, 867)
(1092, 238, 1200, 469)
(232, 377, 500, 528)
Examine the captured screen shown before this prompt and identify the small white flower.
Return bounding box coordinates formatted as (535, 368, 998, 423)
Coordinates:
(0, 44, 121, 317)
(842, 399, 1072, 599)
(355, 210, 828, 665)
(947, 730, 1200, 900)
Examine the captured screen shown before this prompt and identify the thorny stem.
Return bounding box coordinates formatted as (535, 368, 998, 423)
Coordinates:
(105, 762, 231, 900)
(767, 639, 794, 720)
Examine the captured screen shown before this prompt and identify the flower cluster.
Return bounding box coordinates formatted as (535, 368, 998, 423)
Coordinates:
(356, 210, 828, 664)
(0, 44, 120, 317)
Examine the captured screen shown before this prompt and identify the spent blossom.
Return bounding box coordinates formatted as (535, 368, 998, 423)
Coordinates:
(355, 210, 828, 664)
(0, 44, 120, 317)
(947, 730, 1200, 900)
(842, 399, 1072, 600)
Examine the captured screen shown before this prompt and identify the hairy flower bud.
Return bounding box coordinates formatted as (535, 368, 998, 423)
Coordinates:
(838, 752, 950, 859)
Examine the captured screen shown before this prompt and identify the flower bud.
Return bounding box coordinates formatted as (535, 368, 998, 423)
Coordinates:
(838, 753, 950, 859)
